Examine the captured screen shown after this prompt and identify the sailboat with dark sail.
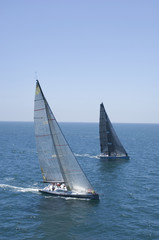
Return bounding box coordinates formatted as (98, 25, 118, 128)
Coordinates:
(34, 80, 99, 200)
(99, 103, 129, 160)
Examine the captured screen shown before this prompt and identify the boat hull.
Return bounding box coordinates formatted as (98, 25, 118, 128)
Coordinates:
(99, 154, 129, 160)
(39, 189, 99, 200)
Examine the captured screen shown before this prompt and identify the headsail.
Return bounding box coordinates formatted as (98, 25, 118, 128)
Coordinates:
(34, 81, 95, 193)
(99, 103, 128, 157)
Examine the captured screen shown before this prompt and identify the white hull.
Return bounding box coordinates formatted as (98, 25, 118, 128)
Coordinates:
(39, 189, 99, 200)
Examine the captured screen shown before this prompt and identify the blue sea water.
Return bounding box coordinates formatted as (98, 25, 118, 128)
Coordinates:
(0, 122, 159, 240)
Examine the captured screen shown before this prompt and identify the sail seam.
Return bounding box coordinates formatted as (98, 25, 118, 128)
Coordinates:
(56, 144, 67, 146)
(36, 134, 51, 137)
(64, 170, 82, 173)
(34, 99, 43, 102)
(34, 108, 45, 111)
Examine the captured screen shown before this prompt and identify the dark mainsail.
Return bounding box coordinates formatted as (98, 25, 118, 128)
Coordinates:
(34, 80, 96, 194)
(99, 103, 129, 159)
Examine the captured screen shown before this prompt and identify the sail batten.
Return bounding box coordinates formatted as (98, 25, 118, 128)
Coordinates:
(99, 103, 129, 158)
(34, 80, 95, 194)
(36, 134, 51, 137)
(34, 108, 45, 111)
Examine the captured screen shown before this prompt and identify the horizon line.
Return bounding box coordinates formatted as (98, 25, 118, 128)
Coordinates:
(0, 120, 159, 125)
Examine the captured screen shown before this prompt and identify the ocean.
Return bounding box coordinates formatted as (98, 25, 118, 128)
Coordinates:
(0, 122, 159, 240)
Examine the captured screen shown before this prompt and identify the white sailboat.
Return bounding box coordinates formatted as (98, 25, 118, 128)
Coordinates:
(99, 103, 129, 160)
(34, 80, 99, 200)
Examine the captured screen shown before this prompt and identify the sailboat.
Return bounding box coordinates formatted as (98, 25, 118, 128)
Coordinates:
(99, 103, 129, 160)
(34, 80, 99, 200)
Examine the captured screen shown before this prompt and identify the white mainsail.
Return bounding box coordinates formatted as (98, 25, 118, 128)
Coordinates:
(34, 82, 64, 183)
(34, 81, 94, 193)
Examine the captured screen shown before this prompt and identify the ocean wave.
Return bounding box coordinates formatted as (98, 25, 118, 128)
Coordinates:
(0, 184, 39, 193)
(75, 153, 100, 159)
(4, 177, 15, 182)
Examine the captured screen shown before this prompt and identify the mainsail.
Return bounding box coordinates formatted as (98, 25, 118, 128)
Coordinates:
(34, 80, 94, 193)
(99, 103, 128, 158)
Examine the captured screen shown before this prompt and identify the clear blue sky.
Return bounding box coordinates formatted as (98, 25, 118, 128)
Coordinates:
(0, 0, 159, 123)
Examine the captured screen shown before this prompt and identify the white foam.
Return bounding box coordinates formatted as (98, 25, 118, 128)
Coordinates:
(0, 184, 39, 193)
(75, 153, 100, 159)
(4, 177, 15, 181)
(65, 197, 90, 201)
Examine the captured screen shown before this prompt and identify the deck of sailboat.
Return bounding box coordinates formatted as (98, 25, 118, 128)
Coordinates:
(39, 189, 99, 200)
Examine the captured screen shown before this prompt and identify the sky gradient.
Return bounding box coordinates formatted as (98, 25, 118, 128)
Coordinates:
(0, 0, 159, 123)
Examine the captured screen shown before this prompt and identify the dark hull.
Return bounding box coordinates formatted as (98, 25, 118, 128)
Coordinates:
(39, 189, 99, 200)
(99, 154, 129, 160)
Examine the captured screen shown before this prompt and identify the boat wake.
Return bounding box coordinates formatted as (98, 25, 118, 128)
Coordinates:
(65, 197, 90, 201)
(0, 184, 39, 193)
(44, 195, 91, 201)
(75, 153, 99, 159)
